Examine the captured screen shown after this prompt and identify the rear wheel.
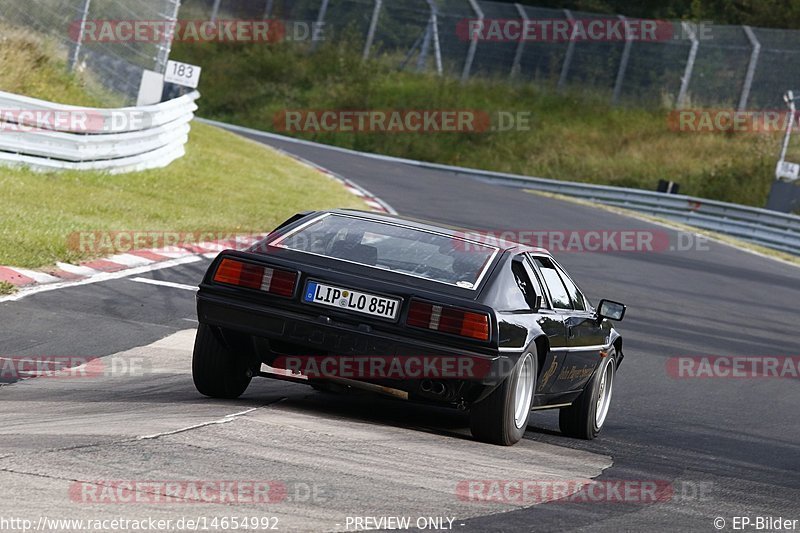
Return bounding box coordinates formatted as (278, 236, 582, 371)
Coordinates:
(192, 324, 252, 399)
(470, 351, 537, 446)
(559, 347, 616, 439)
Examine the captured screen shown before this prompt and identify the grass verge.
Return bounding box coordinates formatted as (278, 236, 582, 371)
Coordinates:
(0, 282, 15, 296)
(0, 123, 366, 268)
(0, 30, 365, 269)
(172, 39, 781, 208)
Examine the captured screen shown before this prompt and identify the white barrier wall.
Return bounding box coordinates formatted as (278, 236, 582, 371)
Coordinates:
(0, 91, 200, 174)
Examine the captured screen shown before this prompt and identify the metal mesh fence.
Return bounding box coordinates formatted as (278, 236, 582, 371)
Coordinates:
(747, 28, 800, 110)
(684, 24, 751, 108)
(616, 23, 691, 108)
(180, 0, 800, 111)
(2, 0, 797, 110)
(0, 0, 180, 104)
(363, 1, 429, 64)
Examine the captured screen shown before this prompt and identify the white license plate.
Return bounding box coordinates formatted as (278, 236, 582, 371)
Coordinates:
(303, 281, 400, 320)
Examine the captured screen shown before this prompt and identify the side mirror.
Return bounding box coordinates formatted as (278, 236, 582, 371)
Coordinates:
(533, 295, 542, 312)
(597, 299, 626, 321)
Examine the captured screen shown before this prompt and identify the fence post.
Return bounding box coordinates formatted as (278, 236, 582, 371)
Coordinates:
(510, 3, 527, 78)
(417, 17, 433, 71)
(611, 15, 633, 105)
(210, 0, 222, 23)
(311, 0, 330, 51)
(69, 0, 92, 72)
(778, 91, 795, 166)
(738, 25, 761, 111)
(611, 15, 632, 105)
(677, 21, 699, 108)
(424, 0, 443, 75)
(400, 31, 423, 70)
(557, 9, 576, 91)
(362, 0, 382, 61)
(461, 0, 483, 83)
(156, 0, 182, 74)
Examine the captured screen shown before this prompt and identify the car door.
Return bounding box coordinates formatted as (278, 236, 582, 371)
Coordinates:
(529, 255, 604, 393)
(515, 255, 567, 395)
(504, 255, 567, 350)
(526, 254, 573, 394)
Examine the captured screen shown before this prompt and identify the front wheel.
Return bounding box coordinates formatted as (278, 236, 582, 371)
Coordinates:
(470, 351, 537, 446)
(192, 324, 253, 399)
(559, 348, 617, 439)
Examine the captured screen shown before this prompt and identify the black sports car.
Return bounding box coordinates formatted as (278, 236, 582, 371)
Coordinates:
(193, 210, 626, 446)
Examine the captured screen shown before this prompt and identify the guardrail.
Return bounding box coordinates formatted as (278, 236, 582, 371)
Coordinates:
(451, 168, 800, 256)
(200, 118, 800, 257)
(0, 90, 199, 173)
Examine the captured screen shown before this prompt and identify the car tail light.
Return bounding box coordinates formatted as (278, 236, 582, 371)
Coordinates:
(407, 300, 490, 341)
(213, 258, 297, 297)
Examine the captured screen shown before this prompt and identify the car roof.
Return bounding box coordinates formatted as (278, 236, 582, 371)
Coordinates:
(323, 209, 551, 256)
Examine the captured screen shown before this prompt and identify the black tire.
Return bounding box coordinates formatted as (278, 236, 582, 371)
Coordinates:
(559, 347, 617, 440)
(192, 324, 252, 399)
(470, 350, 537, 446)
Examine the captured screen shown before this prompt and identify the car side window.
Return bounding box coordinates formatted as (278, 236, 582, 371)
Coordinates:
(530, 256, 573, 310)
(511, 257, 540, 310)
(554, 263, 587, 312)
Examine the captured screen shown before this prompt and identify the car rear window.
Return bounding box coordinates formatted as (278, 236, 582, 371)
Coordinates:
(270, 213, 499, 289)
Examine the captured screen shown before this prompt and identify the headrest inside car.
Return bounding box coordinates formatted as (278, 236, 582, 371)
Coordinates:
(331, 241, 378, 266)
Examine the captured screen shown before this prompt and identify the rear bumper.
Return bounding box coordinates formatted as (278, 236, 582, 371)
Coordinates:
(197, 291, 517, 390)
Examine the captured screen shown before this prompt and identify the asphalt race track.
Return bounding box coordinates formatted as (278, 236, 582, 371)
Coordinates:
(2, 125, 799, 532)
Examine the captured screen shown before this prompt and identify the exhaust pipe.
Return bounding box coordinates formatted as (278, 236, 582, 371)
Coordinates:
(420, 379, 447, 396)
(324, 375, 409, 400)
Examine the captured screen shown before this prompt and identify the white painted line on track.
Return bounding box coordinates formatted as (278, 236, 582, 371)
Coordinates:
(137, 408, 258, 440)
(130, 277, 198, 292)
(0, 256, 203, 303)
